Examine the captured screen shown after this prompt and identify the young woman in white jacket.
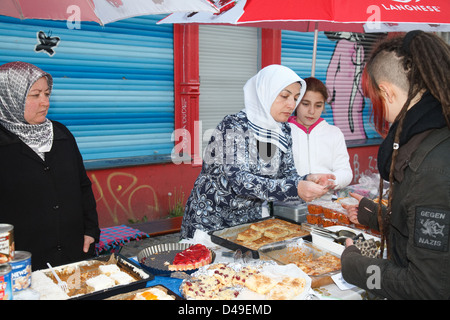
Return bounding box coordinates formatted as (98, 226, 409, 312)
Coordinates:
(288, 77, 353, 190)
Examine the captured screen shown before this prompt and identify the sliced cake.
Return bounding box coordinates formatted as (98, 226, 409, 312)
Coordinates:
(168, 244, 212, 271)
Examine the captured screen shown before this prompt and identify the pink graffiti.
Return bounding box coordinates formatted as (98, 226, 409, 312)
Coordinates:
(326, 34, 366, 140)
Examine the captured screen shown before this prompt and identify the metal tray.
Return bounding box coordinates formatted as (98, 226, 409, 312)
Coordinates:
(71, 253, 154, 300)
(37, 253, 154, 300)
(273, 201, 308, 223)
(258, 238, 341, 278)
(137, 243, 216, 276)
(209, 217, 309, 259)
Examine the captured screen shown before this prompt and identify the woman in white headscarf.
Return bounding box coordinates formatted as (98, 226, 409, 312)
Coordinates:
(181, 65, 335, 239)
(0, 61, 100, 270)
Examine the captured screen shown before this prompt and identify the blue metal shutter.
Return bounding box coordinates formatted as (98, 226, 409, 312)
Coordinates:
(0, 15, 173, 168)
(281, 30, 381, 140)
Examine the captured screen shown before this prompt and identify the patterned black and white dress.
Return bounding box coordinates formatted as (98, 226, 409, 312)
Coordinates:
(181, 111, 305, 239)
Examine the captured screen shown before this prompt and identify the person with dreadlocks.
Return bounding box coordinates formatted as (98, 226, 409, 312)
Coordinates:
(340, 31, 450, 299)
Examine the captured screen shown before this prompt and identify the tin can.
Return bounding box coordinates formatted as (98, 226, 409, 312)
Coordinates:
(0, 263, 13, 300)
(10, 251, 32, 292)
(0, 224, 15, 262)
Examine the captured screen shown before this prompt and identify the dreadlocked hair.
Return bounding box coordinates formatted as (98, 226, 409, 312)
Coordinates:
(363, 31, 450, 259)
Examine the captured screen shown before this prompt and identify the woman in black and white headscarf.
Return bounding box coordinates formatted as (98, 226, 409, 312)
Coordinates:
(0, 61, 100, 270)
(181, 64, 336, 239)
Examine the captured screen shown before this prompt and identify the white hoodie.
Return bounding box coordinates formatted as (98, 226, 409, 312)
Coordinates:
(288, 116, 353, 189)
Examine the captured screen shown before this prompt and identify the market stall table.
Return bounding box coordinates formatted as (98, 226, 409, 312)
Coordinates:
(133, 231, 369, 300)
(27, 218, 373, 300)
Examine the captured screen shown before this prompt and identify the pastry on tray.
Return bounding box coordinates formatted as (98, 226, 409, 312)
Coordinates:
(181, 262, 308, 300)
(267, 277, 306, 300)
(236, 228, 262, 241)
(32, 255, 150, 299)
(244, 274, 278, 295)
(132, 287, 175, 300)
(264, 226, 290, 239)
(106, 286, 178, 300)
(234, 219, 308, 250)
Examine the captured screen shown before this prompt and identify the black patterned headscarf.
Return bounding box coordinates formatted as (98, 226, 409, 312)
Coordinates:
(0, 61, 54, 160)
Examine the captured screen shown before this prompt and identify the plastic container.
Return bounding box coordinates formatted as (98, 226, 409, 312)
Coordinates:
(322, 202, 342, 220)
(307, 202, 324, 215)
(322, 218, 338, 227)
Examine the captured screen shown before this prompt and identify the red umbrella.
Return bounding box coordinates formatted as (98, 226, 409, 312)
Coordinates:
(160, 0, 450, 75)
(0, 0, 219, 25)
(161, 0, 450, 32)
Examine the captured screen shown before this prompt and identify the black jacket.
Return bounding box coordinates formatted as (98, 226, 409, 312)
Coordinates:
(0, 121, 100, 270)
(341, 127, 450, 299)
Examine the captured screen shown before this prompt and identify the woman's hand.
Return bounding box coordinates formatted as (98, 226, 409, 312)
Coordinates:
(297, 173, 336, 202)
(306, 173, 336, 189)
(342, 192, 364, 224)
(83, 235, 95, 253)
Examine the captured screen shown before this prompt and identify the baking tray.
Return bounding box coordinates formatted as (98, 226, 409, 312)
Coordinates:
(137, 243, 216, 276)
(258, 238, 341, 279)
(105, 285, 183, 300)
(209, 217, 310, 259)
(72, 253, 154, 300)
(37, 253, 154, 300)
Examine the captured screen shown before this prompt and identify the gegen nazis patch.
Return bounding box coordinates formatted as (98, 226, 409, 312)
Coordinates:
(415, 207, 449, 252)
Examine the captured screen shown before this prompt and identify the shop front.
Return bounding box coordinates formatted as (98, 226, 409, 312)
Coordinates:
(0, 16, 381, 228)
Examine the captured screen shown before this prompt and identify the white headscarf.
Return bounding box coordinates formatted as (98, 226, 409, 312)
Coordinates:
(244, 64, 306, 153)
(0, 61, 54, 160)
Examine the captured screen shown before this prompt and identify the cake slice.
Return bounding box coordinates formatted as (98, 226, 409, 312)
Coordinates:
(168, 244, 212, 271)
(267, 277, 306, 300)
(244, 274, 278, 295)
(263, 226, 290, 239)
(99, 264, 120, 276)
(236, 228, 262, 241)
(109, 271, 135, 285)
(86, 274, 115, 292)
(249, 219, 277, 232)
